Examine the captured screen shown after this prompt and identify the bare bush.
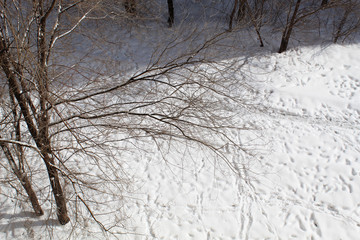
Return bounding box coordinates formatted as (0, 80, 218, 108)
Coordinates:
(332, 0, 360, 43)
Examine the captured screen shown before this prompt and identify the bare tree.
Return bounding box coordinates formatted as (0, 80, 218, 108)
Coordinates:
(229, 0, 240, 31)
(167, 0, 174, 27)
(228, 0, 264, 46)
(0, 84, 43, 216)
(278, 0, 302, 53)
(0, 0, 98, 225)
(277, 0, 342, 53)
(0, 0, 260, 233)
(332, 0, 360, 43)
(0, 137, 44, 216)
(245, 0, 265, 47)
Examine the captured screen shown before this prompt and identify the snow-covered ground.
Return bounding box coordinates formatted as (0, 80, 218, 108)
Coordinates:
(1, 2, 360, 239)
(118, 44, 360, 240)
(245, 44, 360, 239)
(2, 42, 359, 239)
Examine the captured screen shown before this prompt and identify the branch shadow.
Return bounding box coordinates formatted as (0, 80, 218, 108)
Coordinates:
(0, 211, 60, 232)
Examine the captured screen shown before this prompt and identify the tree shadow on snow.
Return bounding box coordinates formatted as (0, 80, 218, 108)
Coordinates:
(0, 211, 59, 232)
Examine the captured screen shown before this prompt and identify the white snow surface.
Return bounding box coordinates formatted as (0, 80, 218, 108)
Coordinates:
(120, 44, 360, 240)
(1, 34, 360, 240)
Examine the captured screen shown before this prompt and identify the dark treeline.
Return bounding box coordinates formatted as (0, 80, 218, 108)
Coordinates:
(120, 0, 360, 52)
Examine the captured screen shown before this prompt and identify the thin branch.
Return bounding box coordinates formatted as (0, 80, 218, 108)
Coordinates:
(0, 138, 42, 155)
(49, 3, 97, 50)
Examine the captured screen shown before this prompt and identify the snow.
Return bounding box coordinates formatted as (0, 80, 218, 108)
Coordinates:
(2, 45, 360, 239)
(123, 43, 360, 239)
(1, 4, 360, 240)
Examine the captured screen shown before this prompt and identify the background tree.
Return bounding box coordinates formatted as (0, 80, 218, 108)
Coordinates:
(332, 0, 360, 43)
(277, 0, 342, 53)
(278, 0, 302, 53)
(167, 0, 174, 27)
(229, 0, 240, 31)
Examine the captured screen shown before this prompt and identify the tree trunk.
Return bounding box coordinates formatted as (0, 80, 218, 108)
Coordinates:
(237, 0, 247, 22)
(334, 8, 351, 43)
(0, 139, 44, 216)
(244, 0, 264, 47)
(279, 0, 302, 53)
(167, 0, 175, 27)
(0, 35, 70, 225)
(42, 151, 70, 225)
(229, 0, 239, 31)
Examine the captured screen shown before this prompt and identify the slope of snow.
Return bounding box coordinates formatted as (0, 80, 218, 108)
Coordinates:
(114, 44, 360, 240)
(247, 44, 360, 239)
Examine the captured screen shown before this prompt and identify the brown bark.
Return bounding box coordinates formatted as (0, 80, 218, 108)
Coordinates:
(244, 0, 264, 47)
(0, 139, 44, 216)
(42, 151, 70, 225)
(334, 7, 351, 43)
(237, 0, 247, 22)
(229, 0, 239, 31)
(167, 0, 175, 27)
(0, 31, 70, 225)
(279, 0, 302, 53)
